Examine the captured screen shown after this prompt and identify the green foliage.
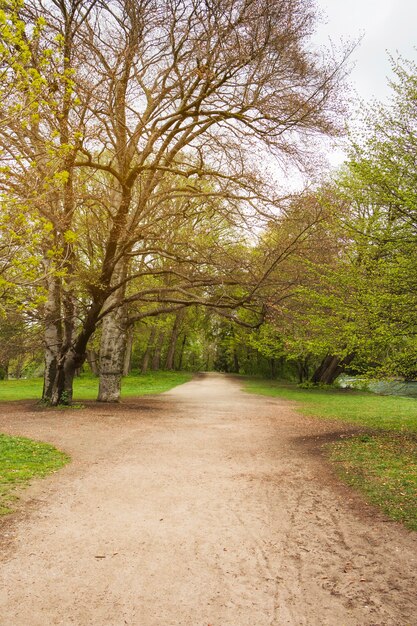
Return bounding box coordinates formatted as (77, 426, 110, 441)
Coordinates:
(247, 324, 285, 360)
(268, 57, 417, 381)
(0, 433, 69, 514)
(0, 201, 50, 314)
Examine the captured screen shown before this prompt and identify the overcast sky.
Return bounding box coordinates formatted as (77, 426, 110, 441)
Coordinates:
(304, 0, 417, 167)
(314, 0, 417, 103)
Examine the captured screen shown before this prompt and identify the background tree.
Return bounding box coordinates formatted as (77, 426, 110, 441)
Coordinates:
(266, 57, 417, 383)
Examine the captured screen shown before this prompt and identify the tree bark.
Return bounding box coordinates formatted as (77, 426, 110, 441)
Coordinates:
(310, 353, 355, 384)
(98, 302, 128, 402)
(165, 309, 185, 370)
(177, 334, 187, 370)
(123, 326, 134, 376)
(42, 273, 63, 403)
(233, 349, 240, 374)
(296, 357, 310, 384)
(86, 349, 100, 376)
(141, 327, 156, 374)
(151, 331, 165, 370)
(53, 349, 78, 405)
(0, 361, 9, 380)
(97, 255, 130, 402)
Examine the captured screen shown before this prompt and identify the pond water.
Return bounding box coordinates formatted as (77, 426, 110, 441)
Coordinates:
(338, 376, 417, 398)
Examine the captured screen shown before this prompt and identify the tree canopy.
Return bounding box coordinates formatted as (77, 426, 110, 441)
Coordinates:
(3, 2, 416, 400)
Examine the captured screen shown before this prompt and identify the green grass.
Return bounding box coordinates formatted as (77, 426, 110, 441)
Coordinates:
(243, 379, 417, 432)
(243, 378, 417, 531)
(330, 433, 417, 531)
(0, 371, 192, 402)
(0, 434, 69, 515)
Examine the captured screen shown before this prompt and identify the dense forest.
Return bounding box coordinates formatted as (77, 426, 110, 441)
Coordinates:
(1, 0, 416, 403)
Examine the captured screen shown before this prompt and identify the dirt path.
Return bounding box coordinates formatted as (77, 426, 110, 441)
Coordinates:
(0, 373, 415, 626)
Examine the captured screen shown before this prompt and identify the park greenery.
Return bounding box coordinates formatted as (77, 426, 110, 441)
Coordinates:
(1, 0, 351, 402)
(0, 433, 69, 514)
(0, 3, 415, 397)
(1, 0, 416, 531)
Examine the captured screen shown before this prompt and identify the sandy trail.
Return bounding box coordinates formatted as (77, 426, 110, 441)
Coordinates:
(0, 373, 415, 626)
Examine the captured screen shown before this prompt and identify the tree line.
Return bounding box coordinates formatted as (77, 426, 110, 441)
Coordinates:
(1, 1, 415, 402)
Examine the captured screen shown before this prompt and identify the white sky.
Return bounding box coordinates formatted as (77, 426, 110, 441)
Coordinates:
(314, 0, 417, 103)
(305, 0, 417, 168)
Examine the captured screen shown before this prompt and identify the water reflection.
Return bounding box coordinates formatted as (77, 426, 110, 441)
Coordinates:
(338, 376, 417, 398)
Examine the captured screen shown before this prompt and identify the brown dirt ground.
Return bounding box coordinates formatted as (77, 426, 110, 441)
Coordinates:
(0, 373, 416, 626)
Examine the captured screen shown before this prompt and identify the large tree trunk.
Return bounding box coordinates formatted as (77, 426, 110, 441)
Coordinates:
(41, 186, 132, 405)
(141, 327, 156, 374)
(151, 331, 165, 370)
(165, 309, 185, 370)
(44, 299, 107, 405)
(52, 349, 78, 405)
(310, 353, 355, 384)
(98, 303, 128, 402)
(97, 257, 129, 402)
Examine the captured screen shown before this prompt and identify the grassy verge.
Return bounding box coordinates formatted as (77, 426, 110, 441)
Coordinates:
(329, 433, 417, 530)
(0, 434, 69, 515)
(243, 379, 417, 432)
(243, 379, 417, 531)
(0, 371, 192, 402)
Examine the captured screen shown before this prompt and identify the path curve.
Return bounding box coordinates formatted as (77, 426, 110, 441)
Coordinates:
(0, 373, 416, 625)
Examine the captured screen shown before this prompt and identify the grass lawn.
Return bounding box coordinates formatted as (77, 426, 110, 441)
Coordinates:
(0, 434, 69, 515)
(0, 371, 193, 402)
(243, 379, 417, 531)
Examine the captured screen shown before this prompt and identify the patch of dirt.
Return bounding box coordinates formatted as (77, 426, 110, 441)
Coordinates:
(0, 373, 415, 626)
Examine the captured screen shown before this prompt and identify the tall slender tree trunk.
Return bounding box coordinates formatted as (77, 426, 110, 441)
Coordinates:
(177, 334, 187, 370)
(141, 327, 156, 374)
(165, 309, 185, 370)
(296, 357, 310, 384)
(123, 326, 134, 376)
(42, 273, 63, 403)
(151, 331, 165, 370)
(233, 349, 240, 374)
(86, 349, 100, 376)
(43, 20, 80, 406)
